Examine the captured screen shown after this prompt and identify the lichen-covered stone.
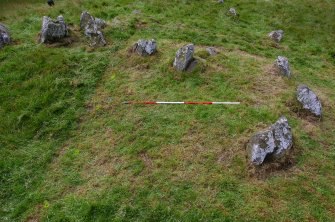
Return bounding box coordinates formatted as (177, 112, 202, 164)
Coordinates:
(80, 11, 107, 47)
(275, 56, 291, 77)
(0, 24, 10, 49)
(133, 39, 157, 56)
(40, 15, 68, 43)
(206, 47, 218, 56)
(247, 116, 293, 165)
(269, 30, 284, 43)
(297, 85, 322, 117)
(173, 44, 195, 71)
(229, 8, 237, 16)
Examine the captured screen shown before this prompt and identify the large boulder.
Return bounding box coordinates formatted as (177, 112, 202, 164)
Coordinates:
(133, 39, 157, 56)
(297, 85, 322, 117)
(0, 24, 10, 49)
(173, 44, 195, 71)
(268, 30, 284, 43)
(247, 116, 293, 165)
(40, 15, 68, 43)
(275, 56, 291, 77)
(80, 11, 107, 47)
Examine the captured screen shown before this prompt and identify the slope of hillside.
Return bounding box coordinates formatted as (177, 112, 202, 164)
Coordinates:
(1, 0, 335, 221)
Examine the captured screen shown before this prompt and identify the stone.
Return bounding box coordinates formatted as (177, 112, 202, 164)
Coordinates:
(40, 15, 69, 43)
(268, 30, 284, 43)
(297, 85, 322, 117)
(218, 0, 224, 3)
(80, 11, 107, 47)
(229, 8, 237, 16)
(247, 116, 293, 165)
(133, 39, 157, 56)
(275, 56, 291, 77)
(206, 47, 218, 56)
(173, 44, 195, 71)
(132, 10, 141, 14)
(0, 24, 10, 49)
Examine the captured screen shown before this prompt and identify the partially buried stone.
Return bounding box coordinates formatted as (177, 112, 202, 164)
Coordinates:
(229, 8, 237, 16)
(173, 44, 195, 71)
(0, 24, 10, 49)
(80, 11, 107, 47)
(247, 116, 293, 165)
(40, 15, 69, 43)
(206, 47, 218, 56)
(297, 85, 322, 117)
(218, 0, 224, 3)
(133, 39, 157, 56)
(275, 56, 291, 77)
(268, 30, 284, 43)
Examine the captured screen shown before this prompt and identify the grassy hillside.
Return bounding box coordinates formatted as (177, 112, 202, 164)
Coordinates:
(1, 0, 335, 221)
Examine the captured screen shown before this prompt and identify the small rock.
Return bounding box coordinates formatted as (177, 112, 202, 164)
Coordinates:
(173, 44, 195, 71)
(80, 11, 107, 47)
(268, 30, 284, 43)
(40, 15, 69, 44)
(229, 8, 237, 16)
(218, 0, 224, 3)
(206, 47, 218, 56)
(275, 56, 291, 77)
(132, 10, 141, 14)
(247, 116, 293, 165)
(133, 39, 157, 56)
(0, 24, 10, 49)
(297, 85, 322, 117)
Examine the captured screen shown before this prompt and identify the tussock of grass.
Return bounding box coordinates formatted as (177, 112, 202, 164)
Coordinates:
(1, 0, 335, 221)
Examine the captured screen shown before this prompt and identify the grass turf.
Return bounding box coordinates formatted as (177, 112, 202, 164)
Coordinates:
(0, 0, 335, 221)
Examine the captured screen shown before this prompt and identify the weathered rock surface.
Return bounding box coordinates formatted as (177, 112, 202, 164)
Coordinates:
(275, 56, 291, 77)
(0, 24, 10, 48)
(173, 44, 195, 71)
(268, 30, 284, 43)
(247, 116, 293, 165)
(40, 15, 68, 43)
(133, 39, 157, 56)
(206, 47, 218, 56)
(297, 85, 322, 117)
(229, 8, 237, 16)
(80, 11, 107, 47)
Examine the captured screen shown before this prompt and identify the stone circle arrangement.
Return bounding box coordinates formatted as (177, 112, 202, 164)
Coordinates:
(0, 2, 324, 168)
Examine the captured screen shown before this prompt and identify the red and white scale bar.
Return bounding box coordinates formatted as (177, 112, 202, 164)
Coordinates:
(123, 101, 240, 105)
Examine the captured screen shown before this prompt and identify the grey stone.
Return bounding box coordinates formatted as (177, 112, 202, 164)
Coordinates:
(40, 15, 68, 43)
(297, 85, 322, 117)
(268, 30, 284, 43)
(80, 11, 107, 47)
(173, 44, 195, 71)
(218, 0, 224, 3)
(275, 56, 291, 77)
(247, 116, 293, 165)
(229, 8, 237, 16)
(206, 47, 218, 56)
(133, 39, 157, 56)
(0, 24, 10, 49)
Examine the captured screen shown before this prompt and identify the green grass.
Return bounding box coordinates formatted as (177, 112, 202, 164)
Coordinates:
(1, 0, 335, 221)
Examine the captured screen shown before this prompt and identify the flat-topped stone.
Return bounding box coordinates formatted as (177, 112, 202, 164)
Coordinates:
(40, 15, 69, 43)
(133, 39, 157, 56)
